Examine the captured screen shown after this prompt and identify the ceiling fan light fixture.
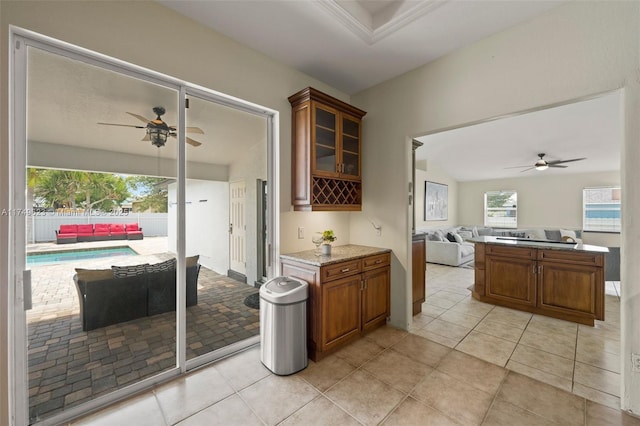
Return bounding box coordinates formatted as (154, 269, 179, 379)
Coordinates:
(535, 164, 548, 171)
(147, 126, 169, 147)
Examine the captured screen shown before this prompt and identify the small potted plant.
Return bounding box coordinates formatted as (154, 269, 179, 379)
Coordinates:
(321, 229, 337, 255)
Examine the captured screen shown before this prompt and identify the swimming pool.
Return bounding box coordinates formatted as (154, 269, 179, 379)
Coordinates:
(27, 246, 138, 266)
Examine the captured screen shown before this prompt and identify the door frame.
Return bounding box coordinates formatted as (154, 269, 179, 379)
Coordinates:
(8, 26, 280, 425)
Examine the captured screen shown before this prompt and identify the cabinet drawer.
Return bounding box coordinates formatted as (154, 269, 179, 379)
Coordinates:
(322, 260, 361, 282)
(538, 249, 604, 266)
(486, 244, 536, 259)
(363, 253, 390, 271)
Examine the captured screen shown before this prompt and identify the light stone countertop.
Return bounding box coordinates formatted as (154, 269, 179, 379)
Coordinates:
(469, 236, 609, 253)
(280, 244, 391, 267)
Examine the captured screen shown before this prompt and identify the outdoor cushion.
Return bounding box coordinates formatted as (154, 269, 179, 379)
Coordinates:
(111, 264, 149, 278)
(110, 224, 126, 234)
(94, 223, 110, 234)
(76, 224, 94, 234)
(59, 224, 78, 234)
(145, 258, 176, 273)
(125, 223, 140, 231)
(75, 268, 114, 282)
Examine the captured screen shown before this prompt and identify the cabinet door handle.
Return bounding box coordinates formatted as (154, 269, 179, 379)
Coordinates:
(375, 260, 382, 264)
(341, 268, 350, 273)
(533, 264, 536, 274)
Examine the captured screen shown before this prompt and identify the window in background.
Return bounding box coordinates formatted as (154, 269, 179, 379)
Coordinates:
(583, 187, 621, 232)
(484, 191, 517, 228)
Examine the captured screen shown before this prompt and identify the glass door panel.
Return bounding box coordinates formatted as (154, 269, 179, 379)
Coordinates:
(25, 47, 178, 422)
(184, 94, 265, 361)
(341, 116, 360, 178)
(313, 105, 337, 174)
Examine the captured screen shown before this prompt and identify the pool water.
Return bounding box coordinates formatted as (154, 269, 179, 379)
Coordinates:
(27, 246, 138, 266)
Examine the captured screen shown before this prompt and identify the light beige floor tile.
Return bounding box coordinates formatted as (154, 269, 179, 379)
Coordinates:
(422, 318, 471, 341)
(364, 325, 408, 348)
(577, 334, 621, 356)
(448, 298, 494, 318)
(473, 318, 525, 342)
(176, 394, 262, 426)
(71, 392, 166, 426)
(438, 310, 483, 329)
(572, 383, 622, 411)
(363, 349, 432, 393)
(213, 346, 270, 391)
(391, 333, 451, 367)
(436, 350, 507, 394)
(297, 354, 355, 392)
(527, 314, 578, 338)
(239, 375, 319, 426)
(154, 365, 235, 424)
(412, 328, 461, 349)
(510, 344, 574, 379)
(280, 395, 360, 426)
(574, 362, 621, 397)
(484, 307, 532, 329)
(382, 396, 461, 425)
(497, 372, 585, 426)
(424, 296, 459, 310)
(334, 337, 385, 368)
(576, 345, 621, 373)
(411, 369, 493, 426)
(505, 360, 572, 392)
(409, 313, 436, 331)
(579, 322, 621, 341)
(325, 369, 404, 426)
(518, 328, 576, 359)
(455, 331, 516, 367)
(421, 303, 447, 317)
(585, 399, 640, 425)
(433, 290, 468, 303)
(483, 399, 557, 426)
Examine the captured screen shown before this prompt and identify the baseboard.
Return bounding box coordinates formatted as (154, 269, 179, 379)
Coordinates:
(227, 269, 247, 283)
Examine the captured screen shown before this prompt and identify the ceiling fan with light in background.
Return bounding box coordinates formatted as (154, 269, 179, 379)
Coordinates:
(98, 106, 204, 148)
(505, 153, 586, 172)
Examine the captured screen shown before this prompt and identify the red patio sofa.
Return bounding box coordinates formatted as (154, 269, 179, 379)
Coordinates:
(55, 223, 144, 243)
(55, 224, 78, 244)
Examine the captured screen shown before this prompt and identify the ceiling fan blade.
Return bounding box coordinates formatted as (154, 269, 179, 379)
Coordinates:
(126, 112, 152, 124)
(504, 165, 532, 169)
(548, 164, 568, 168)
(97, 122, 145, 129)
(186, 137, 202, 147)
(547, 157, 586, 165)
(186, 126, 204, 134)
(520, 167, 535, 173)
(141, 134, 150, 142)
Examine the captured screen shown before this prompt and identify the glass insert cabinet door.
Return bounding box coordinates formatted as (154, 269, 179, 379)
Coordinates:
(312, 103, 361, 179)
(340, 114, 360, 179)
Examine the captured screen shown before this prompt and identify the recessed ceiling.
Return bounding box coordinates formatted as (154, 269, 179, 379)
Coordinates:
(159, 0, 567, 94)
(415, 91, 622, 182)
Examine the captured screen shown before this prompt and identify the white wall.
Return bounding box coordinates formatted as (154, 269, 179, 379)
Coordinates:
(352, 1, 640, 413)
(168, 180, 230, 275)
(457, 171, 621, 247)
(415, 161, 459, 230)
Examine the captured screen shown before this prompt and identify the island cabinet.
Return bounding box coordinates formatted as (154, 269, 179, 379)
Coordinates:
(473, 239, 606, 326)
(288, 87, 367, 211)
(280, 246, 390, 361)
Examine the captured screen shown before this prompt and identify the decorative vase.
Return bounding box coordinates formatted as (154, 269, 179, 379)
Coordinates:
(321, 244, 332, 255)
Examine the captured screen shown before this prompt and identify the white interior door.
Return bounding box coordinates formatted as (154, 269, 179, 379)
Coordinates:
(229, 180, 247, 276)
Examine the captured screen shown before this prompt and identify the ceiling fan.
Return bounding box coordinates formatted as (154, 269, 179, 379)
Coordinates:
(98, 106, 204, 147)
(506, 153, 587, 172)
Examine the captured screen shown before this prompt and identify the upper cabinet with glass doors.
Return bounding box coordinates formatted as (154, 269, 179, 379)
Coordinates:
(289, 87, 366, 211)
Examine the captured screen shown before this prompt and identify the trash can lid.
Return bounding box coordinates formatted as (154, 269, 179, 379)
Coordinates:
(260, 276, 308, 304)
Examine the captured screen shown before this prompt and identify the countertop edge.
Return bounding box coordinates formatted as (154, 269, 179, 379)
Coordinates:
(280, 245, 392, 267)
(469, 236, 609, 253)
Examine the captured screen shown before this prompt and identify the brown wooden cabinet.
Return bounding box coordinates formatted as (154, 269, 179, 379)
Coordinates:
(281, 251, 390, 360)
(289, 87, 366, 211)
(412, 234, 426, 315)
(473, 241, 605, 325)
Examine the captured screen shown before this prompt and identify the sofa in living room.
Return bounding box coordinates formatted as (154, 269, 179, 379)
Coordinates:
(419, 226, 584, 267)
(73, 255, 200, 331)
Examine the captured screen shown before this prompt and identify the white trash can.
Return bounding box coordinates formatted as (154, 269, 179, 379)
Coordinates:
(260, 276, 308, 375)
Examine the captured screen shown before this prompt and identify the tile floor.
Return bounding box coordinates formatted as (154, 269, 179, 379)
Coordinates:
(68, 263, 639, 425)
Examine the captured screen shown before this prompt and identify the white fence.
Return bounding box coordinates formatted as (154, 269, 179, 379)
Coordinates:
(28, 212, 168, 243)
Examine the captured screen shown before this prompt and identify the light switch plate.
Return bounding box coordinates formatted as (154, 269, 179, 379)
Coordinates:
(632, 353, 640, 372)
(298, 227, 304, 239)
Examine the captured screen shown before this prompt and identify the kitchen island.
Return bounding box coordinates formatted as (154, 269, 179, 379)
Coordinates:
(280, 244, 391, 361)
(470, 236, 608, 326)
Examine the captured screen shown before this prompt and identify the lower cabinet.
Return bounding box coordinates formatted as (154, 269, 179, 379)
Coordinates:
(412, 234, 426, 315)
(473, 242, 605, 325)
(281, 252, 390, 361)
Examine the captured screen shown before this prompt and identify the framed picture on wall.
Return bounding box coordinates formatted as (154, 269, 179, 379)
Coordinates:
(425, 181, 448, 221)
